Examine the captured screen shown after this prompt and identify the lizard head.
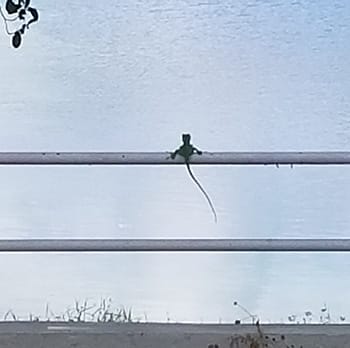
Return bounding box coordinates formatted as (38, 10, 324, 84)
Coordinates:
(182, 133, 191, 145)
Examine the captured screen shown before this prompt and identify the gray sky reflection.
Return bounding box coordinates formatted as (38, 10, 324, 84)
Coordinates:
(0, 0, 350, 322)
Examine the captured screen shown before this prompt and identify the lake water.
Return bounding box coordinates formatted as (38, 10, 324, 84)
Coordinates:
(0, 0, 350, 323)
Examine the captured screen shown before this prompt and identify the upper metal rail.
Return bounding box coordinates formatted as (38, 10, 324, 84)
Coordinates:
(1, 152, 350, 165)
(1, 239, 350, 252)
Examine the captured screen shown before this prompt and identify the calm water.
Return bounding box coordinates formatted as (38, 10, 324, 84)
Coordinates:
(0, 0, 350, 323)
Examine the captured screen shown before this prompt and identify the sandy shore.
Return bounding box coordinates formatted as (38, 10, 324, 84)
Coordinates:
(0, 322, 349, 347)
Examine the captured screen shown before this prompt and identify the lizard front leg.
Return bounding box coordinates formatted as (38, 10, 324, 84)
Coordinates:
(170, 149, 179, 159)
(193, 147, 202, 155)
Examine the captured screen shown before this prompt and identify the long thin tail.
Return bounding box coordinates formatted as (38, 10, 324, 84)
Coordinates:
(186, 163, 217, 223)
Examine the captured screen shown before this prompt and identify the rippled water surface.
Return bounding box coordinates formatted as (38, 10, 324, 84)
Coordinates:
(0, 0, 350, 323)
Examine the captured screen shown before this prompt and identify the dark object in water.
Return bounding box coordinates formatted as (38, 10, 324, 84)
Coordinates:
(5, 0, 21, 14)
(12, 31, 22, 48)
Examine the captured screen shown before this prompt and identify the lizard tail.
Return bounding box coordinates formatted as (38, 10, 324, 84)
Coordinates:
(186, 163, 217, 223)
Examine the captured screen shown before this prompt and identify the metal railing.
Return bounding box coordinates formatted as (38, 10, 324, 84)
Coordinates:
(0, 239, 350, 252)
(1, 151, 349, 253)
(1, 151, 350, 165)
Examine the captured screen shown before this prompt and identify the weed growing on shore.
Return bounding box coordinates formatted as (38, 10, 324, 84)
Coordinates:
(233, 300, 346, 324)
(3, 298, 133, 323)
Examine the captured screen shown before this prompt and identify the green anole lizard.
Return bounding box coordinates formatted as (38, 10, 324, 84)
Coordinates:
(170, 134, 217, 223)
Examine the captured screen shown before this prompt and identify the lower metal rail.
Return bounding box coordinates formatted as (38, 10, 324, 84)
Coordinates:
(0, 239, 349, 252)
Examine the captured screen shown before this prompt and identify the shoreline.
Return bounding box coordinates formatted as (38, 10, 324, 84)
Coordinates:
(0, 322, 349, 347)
